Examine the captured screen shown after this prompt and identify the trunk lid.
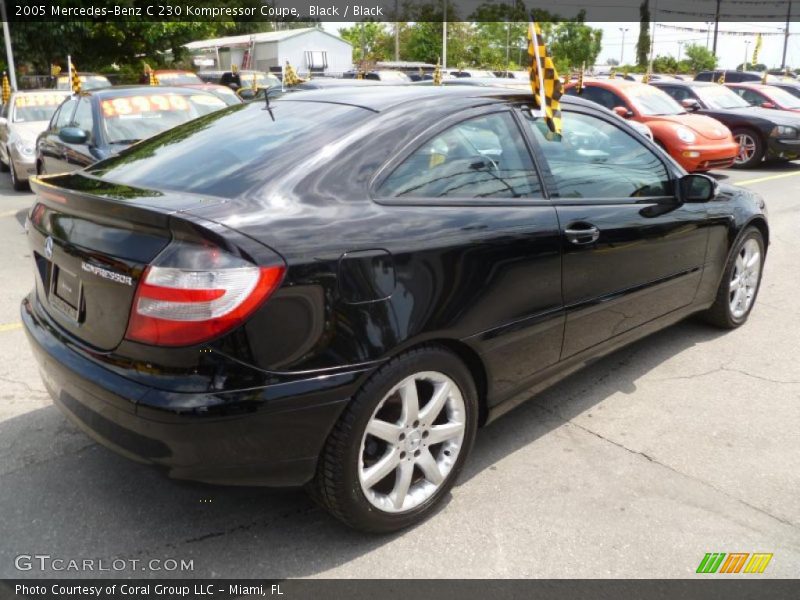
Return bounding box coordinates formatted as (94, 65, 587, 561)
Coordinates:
(28, 173, 225, 351)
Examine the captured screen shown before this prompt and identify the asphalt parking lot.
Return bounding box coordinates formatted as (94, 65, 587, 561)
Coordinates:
(0, 163, 798, 579)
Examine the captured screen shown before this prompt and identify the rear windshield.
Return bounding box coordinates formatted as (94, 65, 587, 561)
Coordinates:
(13, 92, 69, 122)
(99, 92, 227, 144)
(154, 72, 203, 85)
(57, 75, 111, 90)
(89, 100, 369, 198)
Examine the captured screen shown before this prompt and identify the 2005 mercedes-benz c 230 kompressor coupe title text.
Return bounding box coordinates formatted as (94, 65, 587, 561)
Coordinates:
(22, 86, 768, 532)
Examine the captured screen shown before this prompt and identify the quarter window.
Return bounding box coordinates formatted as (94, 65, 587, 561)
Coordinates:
(523, 110, 672, 199)
(378, 112, 542, 199)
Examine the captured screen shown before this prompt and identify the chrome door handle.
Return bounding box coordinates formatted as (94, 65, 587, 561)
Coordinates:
(565, 225, 600, 245)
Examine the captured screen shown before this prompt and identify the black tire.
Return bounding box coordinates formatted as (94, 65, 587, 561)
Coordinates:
(731, 129, 764, 169)
(309, 345, 479, 533)
(9, 158, 27, 191)
(702, 227, 765, 329)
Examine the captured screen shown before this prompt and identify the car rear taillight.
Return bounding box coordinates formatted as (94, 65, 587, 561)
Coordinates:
(125, 244, 284, 347)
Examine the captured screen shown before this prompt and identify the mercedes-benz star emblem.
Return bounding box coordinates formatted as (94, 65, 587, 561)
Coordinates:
(44, 236, 54, 260)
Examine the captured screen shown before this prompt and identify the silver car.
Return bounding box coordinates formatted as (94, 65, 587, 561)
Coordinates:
(0, 89, 70, 190)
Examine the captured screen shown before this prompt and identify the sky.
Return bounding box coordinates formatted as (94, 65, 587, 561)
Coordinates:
(321, 21, 799, 70)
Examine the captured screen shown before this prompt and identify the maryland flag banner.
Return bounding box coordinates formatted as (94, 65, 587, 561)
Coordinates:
(717, 71, 725, 84)
(283, 61, 303, 86)
(752, 33, 763, 65)
(231, 64, 239, 74)
(642, 71, 651, 84)
(433, 59, 442, 86)
(50, 64, 61, 77)
(762, 70, 769, 84)
(251, 72, 258, 90)
(563, 72, 570, 88)
(527, 21, 562, 136)
(70, 62, 81, 93)
(609, 67, 616, 79)
(1, 73, 10, 104)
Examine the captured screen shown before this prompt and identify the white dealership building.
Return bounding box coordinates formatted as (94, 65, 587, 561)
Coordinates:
(184, 27, 353, 76)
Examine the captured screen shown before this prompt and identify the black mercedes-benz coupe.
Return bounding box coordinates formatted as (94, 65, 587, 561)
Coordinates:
(23, 86, 768, 532)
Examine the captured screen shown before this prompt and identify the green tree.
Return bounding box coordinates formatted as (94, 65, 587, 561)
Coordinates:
(652, 54, 679, 73)
(684, 44, 717, 72)
(338, 22, 393, 63)
(636, 0, 650, 67)
(547, 14, 603, 71)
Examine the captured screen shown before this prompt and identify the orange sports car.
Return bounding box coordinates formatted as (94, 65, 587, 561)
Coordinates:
(565, 79, 739, 172)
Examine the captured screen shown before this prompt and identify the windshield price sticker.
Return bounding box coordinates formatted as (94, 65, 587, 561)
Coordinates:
(15, 93, 65, 107)
(101, 95, 190, 118)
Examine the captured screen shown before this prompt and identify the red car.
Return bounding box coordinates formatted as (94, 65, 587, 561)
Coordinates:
(726, 83, 800, 113)
(565, 79, 739, 172)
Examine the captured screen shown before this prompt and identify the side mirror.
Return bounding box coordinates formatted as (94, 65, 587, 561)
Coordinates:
(681, 98, 701, 111)
(761, 101, 776, 109)
(58, 127, 88, 145)
(679, 173, 718, 202)
(613, 106, 634, 119)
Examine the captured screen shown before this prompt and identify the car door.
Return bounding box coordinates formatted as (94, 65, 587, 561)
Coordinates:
(374, 108, 564, 401)
(39, 96, 78, 175)
(520, 106, 710, 358)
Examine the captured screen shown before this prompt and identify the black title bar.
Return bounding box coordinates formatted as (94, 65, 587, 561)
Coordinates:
(6, 0, 800, 23)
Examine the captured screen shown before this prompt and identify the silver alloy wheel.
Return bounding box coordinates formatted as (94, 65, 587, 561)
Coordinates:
(358, 371, 466, 513)
(729, 238, 761, 319)
(734, 133, 757, 165)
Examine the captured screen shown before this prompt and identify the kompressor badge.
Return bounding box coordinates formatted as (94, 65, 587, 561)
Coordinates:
(81, 262, 133, 286)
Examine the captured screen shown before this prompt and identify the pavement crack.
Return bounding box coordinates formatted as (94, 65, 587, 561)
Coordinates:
(540, 405, 799, 531)
(657, 364, 800, 385)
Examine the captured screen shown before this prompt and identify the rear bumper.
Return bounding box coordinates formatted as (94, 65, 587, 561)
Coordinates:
(676, 141, 738, 172)
(22, 295, 370, 487)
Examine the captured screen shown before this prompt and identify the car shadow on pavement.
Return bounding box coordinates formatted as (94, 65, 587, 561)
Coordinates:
(0, 319, 725, 579)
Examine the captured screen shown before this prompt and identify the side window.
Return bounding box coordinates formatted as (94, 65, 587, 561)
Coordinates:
(71, 99, 94, 136)
(523, 110, 672, 199)
(739, 89, 764, 106)
(378, 112, 542, 199)
(660, 86, 688, 102)
(54, 98, 78, 130)
(578, 86, 627, 111)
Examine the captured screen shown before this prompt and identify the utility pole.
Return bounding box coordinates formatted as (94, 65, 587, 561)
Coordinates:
(743, 40, 751, 71)
(0, 0, 18, 90)
(678, 40, 684, 61)
(442, 0, 447, 70)
(619, 27, 629, 64)
(705, 22, 711, 49)
(712, 0, 721, 55)
(394, 0, 399, 62)
(781, 0, 792, 69)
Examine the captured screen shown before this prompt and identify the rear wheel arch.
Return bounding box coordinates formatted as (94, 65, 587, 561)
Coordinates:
(745, 216, 769, 253)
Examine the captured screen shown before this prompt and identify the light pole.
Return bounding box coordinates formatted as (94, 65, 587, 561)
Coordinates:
(705, 22, 712, 49)
(619, 27, 629, 65)
(743, 40, 751, 71)
(0, 0, 18, 90)
(677, 41, 684, 62)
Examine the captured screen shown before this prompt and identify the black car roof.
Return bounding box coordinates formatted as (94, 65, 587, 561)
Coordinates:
(280, 84, 595, 113)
